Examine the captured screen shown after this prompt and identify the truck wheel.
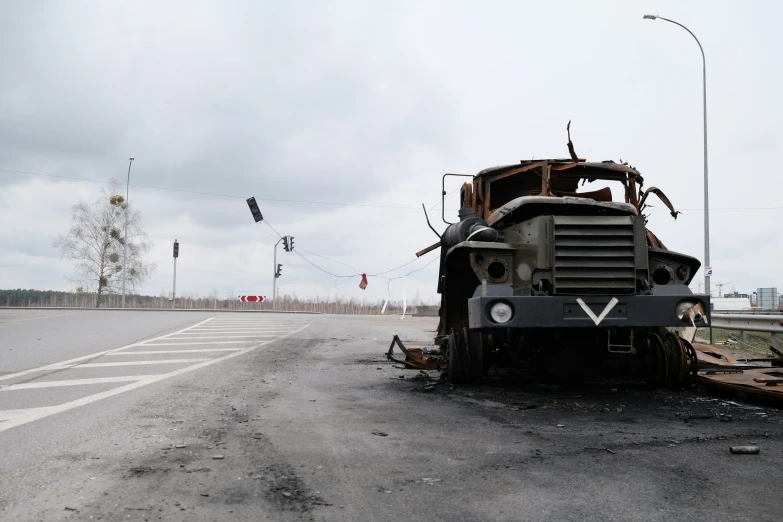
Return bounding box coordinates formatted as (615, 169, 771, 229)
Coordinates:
(447, 328, 483, 384)
(647, 329, 690, 389)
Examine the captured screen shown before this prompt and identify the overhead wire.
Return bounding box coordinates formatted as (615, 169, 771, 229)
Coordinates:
(254, 221, 279, 240)
(298, 248, 358, 274)
(2, 167, 780, 212)
(254, 218, 438, 281)
(261, 219, 284, 240)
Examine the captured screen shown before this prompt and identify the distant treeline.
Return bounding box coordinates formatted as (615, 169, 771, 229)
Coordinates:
(0, 289, 439, 316)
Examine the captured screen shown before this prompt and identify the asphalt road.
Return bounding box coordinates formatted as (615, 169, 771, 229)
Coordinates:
(0, 310, 780, 521)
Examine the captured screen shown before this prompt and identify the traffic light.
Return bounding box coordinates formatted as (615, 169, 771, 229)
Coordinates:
(173, 240, 179, 258)
(276, 263, 282, 278)
(246, 197, 263, 222)
(282, 236, 289, 252)
(288, 236, 295, 251)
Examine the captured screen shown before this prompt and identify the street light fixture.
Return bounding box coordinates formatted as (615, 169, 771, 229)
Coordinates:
(644, 14, 712, 341)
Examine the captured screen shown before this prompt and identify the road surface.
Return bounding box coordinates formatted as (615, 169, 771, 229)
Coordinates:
(0, 310, 780, 521)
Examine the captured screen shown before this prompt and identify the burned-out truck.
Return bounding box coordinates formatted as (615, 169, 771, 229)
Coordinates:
(426, 155, 709, 386)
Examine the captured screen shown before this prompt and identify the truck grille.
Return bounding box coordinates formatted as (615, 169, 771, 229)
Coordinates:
(553, 216, 636, 295)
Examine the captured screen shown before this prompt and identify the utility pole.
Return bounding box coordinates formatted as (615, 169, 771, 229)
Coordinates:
(644, 14, 712, 342)
(172, 239, 179, 308)
(121, 157, 134, 308)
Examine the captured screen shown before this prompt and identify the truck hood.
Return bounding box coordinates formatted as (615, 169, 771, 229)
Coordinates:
(487, 196, 638, 227)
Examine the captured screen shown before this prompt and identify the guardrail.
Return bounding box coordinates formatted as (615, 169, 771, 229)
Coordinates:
(712, 310, 782, 316)
(0, 306, 321, 314)
(709, 313, 783, 350)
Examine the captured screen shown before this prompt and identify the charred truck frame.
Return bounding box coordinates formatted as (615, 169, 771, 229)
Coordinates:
(426, 149, 709, 387)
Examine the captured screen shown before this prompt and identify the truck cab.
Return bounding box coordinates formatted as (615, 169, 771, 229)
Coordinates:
(435, 158, 709, 385)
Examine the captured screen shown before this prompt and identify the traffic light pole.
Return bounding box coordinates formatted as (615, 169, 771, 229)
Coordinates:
(172, 256, 177, 309)
(272, 237, 283, 311)
(172, 239, 179, 309)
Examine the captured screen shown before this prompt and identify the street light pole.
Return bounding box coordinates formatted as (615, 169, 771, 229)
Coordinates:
(644, 14, 712, 342)
(121, 157, 134, 308)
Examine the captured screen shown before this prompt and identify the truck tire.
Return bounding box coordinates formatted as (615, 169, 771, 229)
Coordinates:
(447, 328, 483, 384)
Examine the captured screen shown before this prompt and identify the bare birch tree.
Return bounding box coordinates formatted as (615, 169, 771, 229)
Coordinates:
(54, 184, 155, 307)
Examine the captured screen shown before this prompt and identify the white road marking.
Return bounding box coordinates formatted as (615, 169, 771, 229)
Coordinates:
(169, 331, 278, 334)
(140, 341, 252, 346)
(198, 321, 297, 323)
(68, 359, 210, 368)
(195, 322, 298, 328)
(0, 317, 215, 382)
(106, 349, 242, 355)
(179, 331, 291, 335)
(161, 336, 276, 340)
(186, 327, 294, 330)
(0, 376, 149, 391)
(0, 323, 310, 432)
(0, 312, 77, 324)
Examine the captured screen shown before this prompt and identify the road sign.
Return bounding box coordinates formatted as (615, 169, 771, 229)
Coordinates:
(704, 266, 713, 276)
(237, 295, 267, 302)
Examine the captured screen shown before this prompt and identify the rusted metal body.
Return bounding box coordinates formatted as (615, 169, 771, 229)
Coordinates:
(431, 138, 710, 387)
(386, 335, 446, 371)
(691, 341, 783, 400)
(390, 131, 783, 402)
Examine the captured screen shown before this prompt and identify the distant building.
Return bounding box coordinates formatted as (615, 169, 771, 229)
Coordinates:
(755, 287, 779, 310)
(711, 297, 752, 311)
(724, 292, 749, 299)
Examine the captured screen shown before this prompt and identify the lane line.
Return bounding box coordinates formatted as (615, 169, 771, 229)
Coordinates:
(0, 313, 77, 324)
(181, 328, 291, 335)
(186, 326, 294, 330)
(175, 329, 292, 332)
(167, 332, 287, 336)
(63, 359, 211, 368)
(139, 341, 253, 346)
(0, 316, 217, 382)
(0, 323, 310, 432)
(161, 335, 277, 340)
(0, 376, 150, 391)
(199, 321, 299, 328)
(106, 349, 242, 355)
(199, 317, 307, 324)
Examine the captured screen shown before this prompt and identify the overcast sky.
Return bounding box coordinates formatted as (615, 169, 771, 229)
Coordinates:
(1, 0, 780, 303)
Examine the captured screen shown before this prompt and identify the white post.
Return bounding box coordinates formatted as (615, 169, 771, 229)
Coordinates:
(172, 257, 177, 309)
(121, 157, 134, 308)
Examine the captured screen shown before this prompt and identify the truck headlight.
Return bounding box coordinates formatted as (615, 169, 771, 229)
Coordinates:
(676, 300, 705, 324)
(490, 301, 513, 324)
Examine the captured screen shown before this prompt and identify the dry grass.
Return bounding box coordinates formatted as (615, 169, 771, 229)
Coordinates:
(693, 328, 780, 361)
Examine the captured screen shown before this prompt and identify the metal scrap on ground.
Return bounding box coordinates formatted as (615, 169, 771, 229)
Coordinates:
(692, 342, 783, 400)
(386, 335, 446, 370)
(385, 332, 783, 403)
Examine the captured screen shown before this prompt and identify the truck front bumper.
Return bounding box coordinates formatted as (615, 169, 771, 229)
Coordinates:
(468, 292, 710, 329)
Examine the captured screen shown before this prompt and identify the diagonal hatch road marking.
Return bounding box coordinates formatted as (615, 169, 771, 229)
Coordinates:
(0, 322, 310, 432)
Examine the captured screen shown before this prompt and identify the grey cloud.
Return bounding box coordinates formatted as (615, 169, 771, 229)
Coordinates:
(1, 1, 781, 299)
